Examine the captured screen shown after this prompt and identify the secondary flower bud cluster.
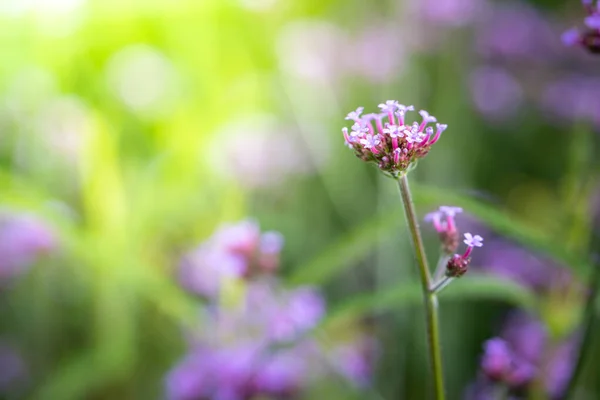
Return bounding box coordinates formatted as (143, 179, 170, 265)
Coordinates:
(425, 206, 463, 254)
(342, 101, 447, 176)
(445, 233, 484, 278)
(425, 206, 484, 278)
(562, 0, 600, 54)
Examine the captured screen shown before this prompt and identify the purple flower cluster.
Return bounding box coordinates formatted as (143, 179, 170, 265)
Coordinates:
(342, 101, 447, 176)
(562, 0, 600, 54)
(0, 212, 56, 285)
(469, 311, 578, 399)
(166, 281, 328, 400)
(178, 220, 284, 298)
(167, 220, 376, 400)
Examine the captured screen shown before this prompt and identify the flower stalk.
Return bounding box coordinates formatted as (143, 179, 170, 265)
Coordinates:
(397, 173, 446, 400)
(431, 277, 454, 294)
(433, 254, 451, 282)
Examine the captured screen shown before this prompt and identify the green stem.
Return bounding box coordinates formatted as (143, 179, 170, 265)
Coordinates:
(433, 254, 451, 282)
(431, 277, 454, 295)
(397, 173, 445, 400)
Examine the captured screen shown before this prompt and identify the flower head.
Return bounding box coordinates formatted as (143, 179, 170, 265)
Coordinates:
(464, 232, 484, 248)
(461, 232, 483, 260)
(342, 101, 447, 176)
(562, 0, 600, 54)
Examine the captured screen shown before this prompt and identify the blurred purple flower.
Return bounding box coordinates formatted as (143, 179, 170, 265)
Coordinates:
(178, 220, 288, 298)
(330, 336, 378, 388)
(476, 2, 556, 61)
(544, 338, 579, 398)
(212, 220, 261, 255)
(276, 20, 350, 83)
(562, 0, 600, 54)
(500, 312, 547, 365)
(350, 26, 405, 83)
(267, 286, 325, 342)
(166, 352, 213, 400)
(471, 311, 578, 398)
(253, 348, 308, 396)
(480, 338, 513, 381)
(213, 115, 323, 189)
(469, 67, 523, 121)
(178, 245, 247, 298)
(168, 221, 377, 399)
(166, 281, 334, 399)
(0, 213, 56, 283)
(411, 0, 483, 27)
(471, 238, 562, 291)
(541, 75, 600, 128)
(0, 342, 27, 393)
(259, 232, 284, 255)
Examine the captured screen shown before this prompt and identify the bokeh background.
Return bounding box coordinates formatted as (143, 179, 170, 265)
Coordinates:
(1, 0, 600, 399)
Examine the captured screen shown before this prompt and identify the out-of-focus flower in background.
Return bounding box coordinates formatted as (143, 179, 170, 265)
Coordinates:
(469, 66, 523, 122)
(349, 25, 406, 84)
(470, 311, 579, 399)
(210, 114, 323, 189)
(0, 212, 57, 285)
(475, 2, 556, 61)
(1, 67, 57, 124)
(277, 20, 350, 84)
(106, 44, 179, 118)
(471, 238, 563, 292)
(0, 342, 27, 394)
(562, 0, 600, 54)
(168, 220, 376, 399)
(410, 0, 483, 28)
(541, 75, 600, 128)
(35, 96, 90, 162)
